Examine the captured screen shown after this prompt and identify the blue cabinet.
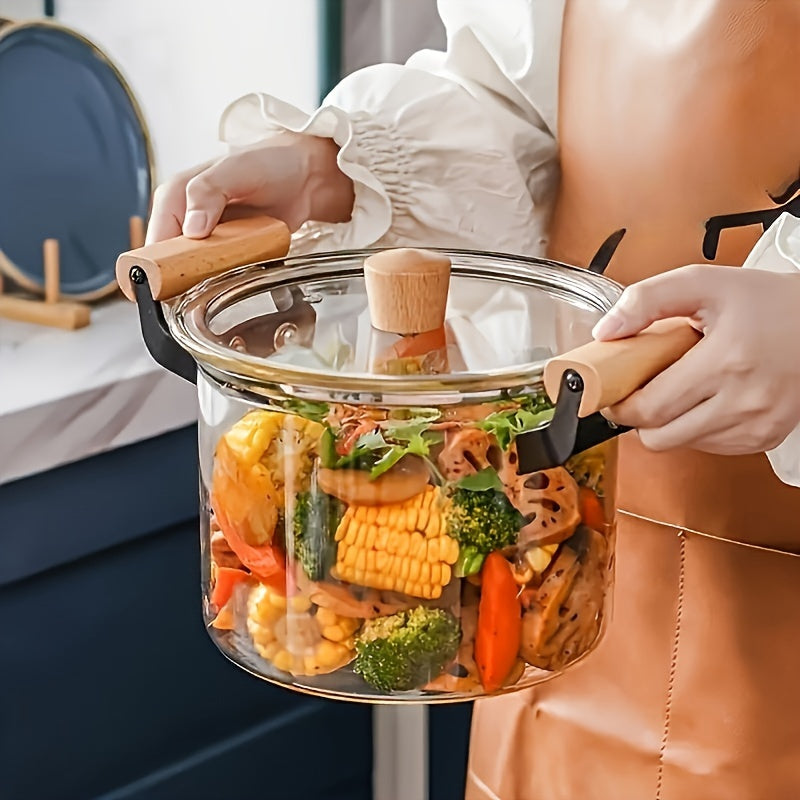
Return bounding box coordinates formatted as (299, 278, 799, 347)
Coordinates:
(0, 427, 372, 800)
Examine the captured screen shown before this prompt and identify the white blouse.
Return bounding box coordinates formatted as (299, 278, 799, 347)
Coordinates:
(217, 0, 800, 487)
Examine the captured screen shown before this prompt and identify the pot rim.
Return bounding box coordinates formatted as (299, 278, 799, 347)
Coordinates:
(166, 247, 624, 403)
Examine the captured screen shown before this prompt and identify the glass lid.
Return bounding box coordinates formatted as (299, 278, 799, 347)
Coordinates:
(165, 249, 623, 402)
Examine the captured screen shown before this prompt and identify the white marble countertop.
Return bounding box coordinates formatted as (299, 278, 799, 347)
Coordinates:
(0, 298, 198, 486)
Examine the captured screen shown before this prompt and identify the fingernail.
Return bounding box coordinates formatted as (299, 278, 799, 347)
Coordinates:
(183, 209, 208, 237)
(592, 313, 624, 340)
(598, 406, 617, 424)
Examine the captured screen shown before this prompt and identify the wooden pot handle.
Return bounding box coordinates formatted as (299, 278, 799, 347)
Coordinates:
(543, 318, 702, 417)
(116, 215, 291, 301)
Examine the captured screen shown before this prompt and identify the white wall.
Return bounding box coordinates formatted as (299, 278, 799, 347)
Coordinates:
(0, 0, 40, 18)
(16, 0, 320, 184)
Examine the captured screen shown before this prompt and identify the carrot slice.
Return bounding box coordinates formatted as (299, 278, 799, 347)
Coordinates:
(474, 552, 523, 693)
(578, 486, 606, 532)
(210, 567, 249, 608)
(212, 503, 288, 592)
(392, 328, 447, 358)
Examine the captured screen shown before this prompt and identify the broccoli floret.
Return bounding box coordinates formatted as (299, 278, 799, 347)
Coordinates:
(354, 607, 461, 692)
(447, 488, 523, 555)
(292, 491, 343, 581)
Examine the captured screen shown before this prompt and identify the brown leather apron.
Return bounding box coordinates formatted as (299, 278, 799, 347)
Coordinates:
(466, 2, 800, 798)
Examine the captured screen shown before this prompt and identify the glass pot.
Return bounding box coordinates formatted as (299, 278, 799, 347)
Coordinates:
(117, 217, 697, 703)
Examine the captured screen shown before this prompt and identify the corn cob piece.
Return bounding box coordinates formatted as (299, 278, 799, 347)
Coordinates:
(526, 543, 559, 574)
(247, 583, 360, 676)
(333, 487, 459, 599)
(211, 410, 323, 546)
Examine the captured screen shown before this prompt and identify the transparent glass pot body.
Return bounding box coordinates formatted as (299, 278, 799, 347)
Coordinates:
(167, 250, 622, 703)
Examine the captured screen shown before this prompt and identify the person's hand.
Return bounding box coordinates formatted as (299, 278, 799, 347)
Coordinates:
(146, 132, 355, 244)
(592, 265, 800, 455)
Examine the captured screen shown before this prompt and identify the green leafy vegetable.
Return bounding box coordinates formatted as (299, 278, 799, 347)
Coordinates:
(478, 395, 554, 450)
(369, 427, 443, 480)
(276, 398, 330, 423)
(326, 424, 444, 481)
(368, 446, 406, 478)
(385, 422, 436, 443)
(456, 467, 504, 492)
(335, 430, 390, 470)
(350, 430, 387, 450)
(369, 447, 407, 479)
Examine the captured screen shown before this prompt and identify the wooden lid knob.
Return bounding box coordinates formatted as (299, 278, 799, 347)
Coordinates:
(363, 248, 451, 334)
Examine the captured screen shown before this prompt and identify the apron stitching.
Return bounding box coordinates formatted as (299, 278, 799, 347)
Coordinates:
(619, 509, 800, 558)
(655, 530, 686, 800)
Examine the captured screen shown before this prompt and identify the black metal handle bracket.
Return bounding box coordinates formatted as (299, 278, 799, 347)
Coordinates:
(515, 370, 631, 473)
(130, 266, 197, 384)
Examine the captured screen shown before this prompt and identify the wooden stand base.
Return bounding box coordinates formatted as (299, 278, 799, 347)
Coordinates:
(0, 216, 145, 331)
(0, 294, 90, 330)
(0, 239, 90, 330)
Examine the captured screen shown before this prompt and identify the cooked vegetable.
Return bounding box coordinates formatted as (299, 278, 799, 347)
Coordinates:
(447, 488, 523, 555)
(438, 428, 495, 482)
(209, 517, 243, 569)
(510, 543, 560, 585)
(212, 437, 279, 547)
(319, 426, 337, 467)
(215, 512, 287, 590)
(318, 454, 430, 506)
(475, 552, 523, 692)
(247, 583, 360, 676)
(522, 543, 580, 647)
(393, 328, 447, 358)
(456, 467, 504, 492)
(354, 606, 461, 691)
(333, 487, 459, 599)
(275, 398, 330, 424)
(424, 587, 482, 694)
(386, 407, 442, 424)
(336, 419, 379, 458)
(578, 486, 606, 532)
(326, 425, 443, 481)
(210, 602, 236, 631)
(295, 571, 416, 620)
(454, 545, 486, 578)
(291, 490, 343, 581)
(525, 543, 559, 573)
(211, 410, 323, 546)
(275, 414, 325, 497)
(477, 394, 554, 450)
(211, 567, 249, 608)
(565, 444, 607, 494)
(500, 463, 581, 547)
(207, 396, 613, 695)
(520, 527, 607, 671)
(375, 328, 450, 375)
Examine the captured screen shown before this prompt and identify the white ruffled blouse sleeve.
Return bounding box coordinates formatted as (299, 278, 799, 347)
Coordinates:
(218, 0, 565, 256)
(741, 212, 800, 487)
